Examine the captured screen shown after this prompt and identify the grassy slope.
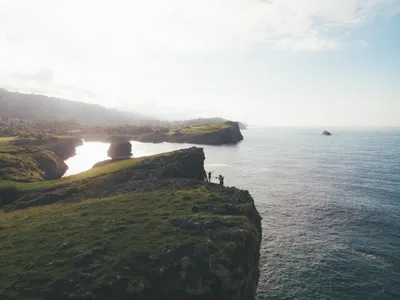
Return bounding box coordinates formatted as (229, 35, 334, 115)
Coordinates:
(168, 122, 231, 136)
(0, 151, 168, 190)
(0, 145, 64, 182)
(0, 136, 79, 183)
(0, 185, 252, 299)
(0, 141, 260, 299)
(0, 137, 16, 144)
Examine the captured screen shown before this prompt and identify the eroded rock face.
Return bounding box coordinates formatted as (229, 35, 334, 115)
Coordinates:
(48, 137, 83, 160)
(107, 141, 133, 159)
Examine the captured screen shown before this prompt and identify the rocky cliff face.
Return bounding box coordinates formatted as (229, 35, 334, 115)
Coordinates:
(48, 137, 83, 160)
(1, 147, 262, 300)
(0, 137, 83, 182)
(0, 146, 68, 182)
(186, 121, 243, 145)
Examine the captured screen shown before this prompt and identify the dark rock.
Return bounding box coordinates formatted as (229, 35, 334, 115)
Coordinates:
(58, 242, 71, 250)
(107, 141, 132, 159)
(73, 251, 93, 267)
(48, 137, 83, 160)
(171, 218, 202, 234)
(322, 130, 332, 136)
(192, 205, 200, 213)
(202, 219, 225, 229)
(105, 225, 126, 233)
(171, 217, 187, 226)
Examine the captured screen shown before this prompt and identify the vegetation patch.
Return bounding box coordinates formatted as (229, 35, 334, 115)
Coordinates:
(0, 188, 251, 300)
(169, 122, 231, 136)
(0, 136, 82, 182)
(0, 148, 184, 190)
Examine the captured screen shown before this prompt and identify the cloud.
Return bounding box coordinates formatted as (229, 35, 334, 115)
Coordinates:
(0, 0, 398, 55)
(0, 0, 398, 111)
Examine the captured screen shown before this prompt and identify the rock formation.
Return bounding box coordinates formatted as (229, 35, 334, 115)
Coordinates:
(1, 136, 82, 181)
(107, 141, 133, 159)
(322, 130, 332, 136)
(47, 137, 83, 160)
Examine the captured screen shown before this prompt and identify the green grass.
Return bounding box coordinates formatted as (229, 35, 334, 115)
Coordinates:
(36, 135, 79, 148)
(0, 145, 65, 182)
(0, 150, 175, 190)
(168, 122, 231, 136)
(0, 187, 249, 299)
(0, 135, 82, 183)
(0, 137, 16, 145)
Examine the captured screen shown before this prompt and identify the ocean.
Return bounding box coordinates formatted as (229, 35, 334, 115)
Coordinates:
(64, 127, 400, 300)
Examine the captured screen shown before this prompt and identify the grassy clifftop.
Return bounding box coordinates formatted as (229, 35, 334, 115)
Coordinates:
(0, 147, 262, 300)
(0, 136, 82, 182)
(140, 121, 244, 145)
(84, 121, 244, 145)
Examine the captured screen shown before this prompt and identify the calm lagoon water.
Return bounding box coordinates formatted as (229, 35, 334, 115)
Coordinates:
(64, 127, 400, 300)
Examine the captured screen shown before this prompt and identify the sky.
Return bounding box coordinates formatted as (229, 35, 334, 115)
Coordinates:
(0, 0, 399, 126)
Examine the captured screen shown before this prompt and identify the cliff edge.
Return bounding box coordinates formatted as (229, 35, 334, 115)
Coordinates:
(0, 136, 82, 181)
(0, 147, 262, 300)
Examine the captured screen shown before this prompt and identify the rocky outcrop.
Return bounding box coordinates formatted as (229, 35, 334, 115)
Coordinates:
(107, 141, 132, 159)
(1, 137, 83, 182)
(10, 136, 83, 161)
(322, 130, 332, 136)
(0, 146, 68, 182)
(47, 137, 83, 160)
(1, 147, 262, 300)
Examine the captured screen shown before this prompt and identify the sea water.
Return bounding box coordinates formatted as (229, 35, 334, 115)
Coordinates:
(64, 127, 400, 300)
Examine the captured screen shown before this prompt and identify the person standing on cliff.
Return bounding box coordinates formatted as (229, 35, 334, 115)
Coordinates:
(207, 170, 214, 182)
(216, 175, 224, 186)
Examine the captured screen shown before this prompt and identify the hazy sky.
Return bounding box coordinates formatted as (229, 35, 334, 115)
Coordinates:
(0, 0, 399, 126)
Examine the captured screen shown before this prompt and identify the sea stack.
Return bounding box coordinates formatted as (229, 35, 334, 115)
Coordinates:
(107, 141, 133, 159)
(322, 130, 332, 136)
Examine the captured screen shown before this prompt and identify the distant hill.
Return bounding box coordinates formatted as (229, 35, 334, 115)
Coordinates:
(0, 89, 158, 125)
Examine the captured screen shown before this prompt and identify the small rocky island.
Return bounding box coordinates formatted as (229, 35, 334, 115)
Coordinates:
(0, 137, 262, 299)
(93, 141, 133, 168)
(322, 130, 332, 136)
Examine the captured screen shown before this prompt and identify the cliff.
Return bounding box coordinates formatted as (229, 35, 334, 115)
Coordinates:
(0, 147, 262, 300)
(88, 121, 244, 146)
(0, 136, 82, 182)
(165, 121, 243, 145)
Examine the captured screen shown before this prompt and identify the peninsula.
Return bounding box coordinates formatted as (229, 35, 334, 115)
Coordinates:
(0, 137, 262, 299)
(83, 121, 244, 145)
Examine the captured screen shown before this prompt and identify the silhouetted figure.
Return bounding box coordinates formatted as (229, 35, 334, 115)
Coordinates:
(207, 170, 214, 182)
(203, 170, 208, 182)
(216, 175, 225, 186)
